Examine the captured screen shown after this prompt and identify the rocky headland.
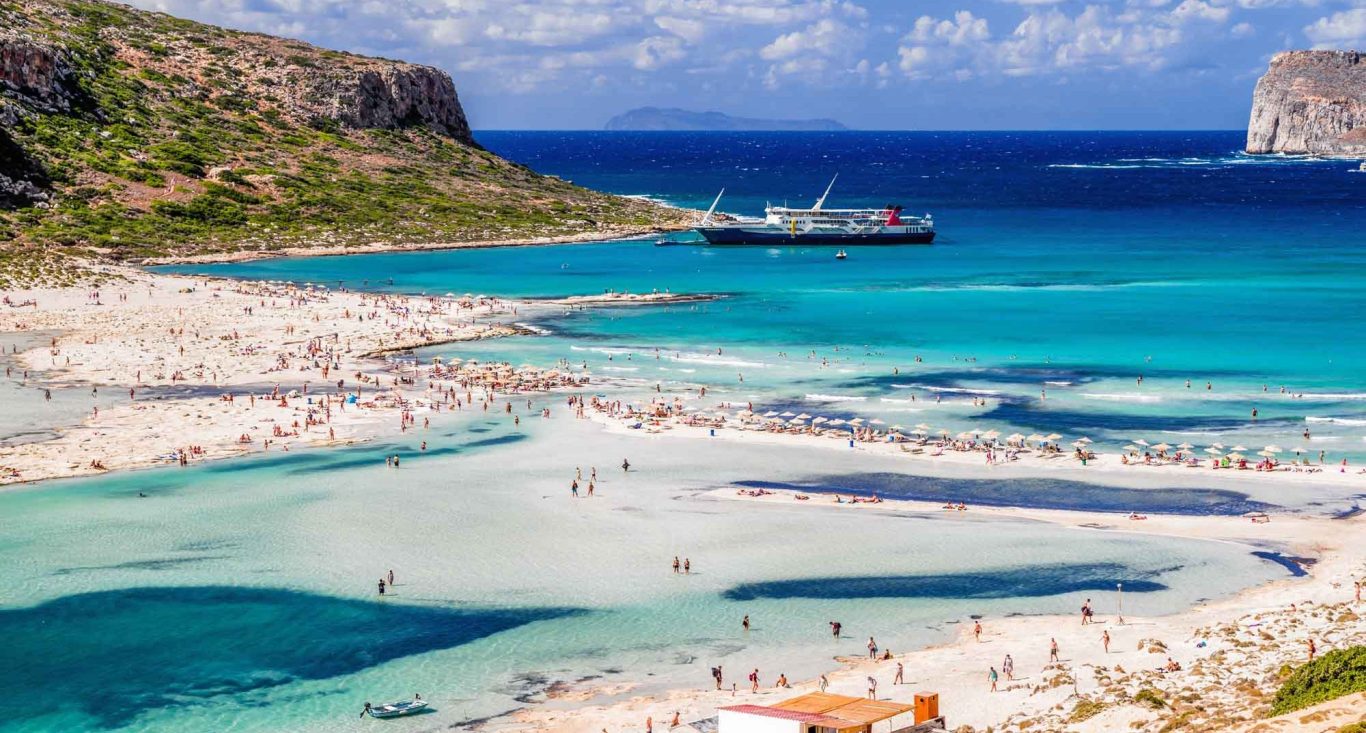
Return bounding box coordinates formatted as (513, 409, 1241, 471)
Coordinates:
(1247, 50, 1365, 156)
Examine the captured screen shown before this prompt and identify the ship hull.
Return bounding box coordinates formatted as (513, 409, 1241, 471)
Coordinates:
(694, 227, 935, 246)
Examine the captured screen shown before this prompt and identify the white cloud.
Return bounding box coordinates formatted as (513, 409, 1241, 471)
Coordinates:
(1230, 21, 1256, 38)
(761, 18, 856, 60)
(1303, 8, 1366, 49)
(1169, 0, 1231, 24)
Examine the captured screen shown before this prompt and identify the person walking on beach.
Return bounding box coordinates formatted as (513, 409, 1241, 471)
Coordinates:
(819, 674, 829, 692)
(974, 620, 982, 641)
(672, 556, 680, 574)
(622, 458, 631, 472)
(988, 666, 999, 692)
(683, 558, 690, 574)
(749, 668, 759, 693)
(1049, 637, 1060, 663)
(1307, 638, 1316, 661)
(866, 675, 878, 699)
(1003, 654, 1014, 681)
(894, 662, 904, 685)
(388, 569, 394, 585)
(1355, 579, 1362, 604)
(571, 480, 579, 497)
(1102, 630, 1111, 653)
(868, 636, 878, 659)
(377, 578, 386, 596)
(830, 621, 842, 638)
(645, 714, 652, 733)
(742, 615, 750, 632)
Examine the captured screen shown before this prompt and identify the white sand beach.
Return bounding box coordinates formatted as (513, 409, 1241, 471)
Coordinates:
(2, 269, 1363, 733)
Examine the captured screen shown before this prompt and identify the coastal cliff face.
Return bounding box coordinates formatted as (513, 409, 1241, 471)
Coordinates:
(1246, 50, 1365, 156)
(0, 0, 674, 276)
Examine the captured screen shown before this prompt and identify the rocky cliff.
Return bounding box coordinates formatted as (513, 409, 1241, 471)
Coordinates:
(0, 0, 676, 274)
(1246, 50, 1365, 156)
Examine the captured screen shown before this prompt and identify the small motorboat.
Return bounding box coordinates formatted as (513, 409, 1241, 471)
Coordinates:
(835, 249, 847, 260)
(364, 697, 430, 719)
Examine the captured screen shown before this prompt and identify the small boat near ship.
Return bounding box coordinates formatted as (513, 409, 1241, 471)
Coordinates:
(835, 249, 847, 260)
(363, 697, 429, 719)
(692, 176, 935, 246)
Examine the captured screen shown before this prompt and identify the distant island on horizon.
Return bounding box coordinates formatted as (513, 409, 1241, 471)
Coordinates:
(604, 107, 848, 132)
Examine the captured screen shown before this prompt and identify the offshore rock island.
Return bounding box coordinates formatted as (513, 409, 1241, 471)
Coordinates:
(0, 0, 686, 283)
(1246, 50, 1365, 156)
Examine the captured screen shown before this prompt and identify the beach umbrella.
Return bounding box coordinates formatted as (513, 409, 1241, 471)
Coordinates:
(829, 419, 846, 426)
(1204, 447, 1224, 455)
(789, 418, 806, 425)
(1263, 445, 1282, 453)
(1231, 445, 1247, 452)
(1227, 452, 1245, 461)
(796, 413, 812, 420)
(764, 411, 779, 417)
(848, 418, 865, 425)
(1177, 442, 1193, 450)
(983, 430, 1001, 439)
(780, 411, 796, 417)
(1151, 443, 1170, 452)
(870, 418, 886, 425)
(1007, 433, 1024, 442)
(915, 423, 932, 431)
(1026, 433, 1044, 443)
(1257, 450, 1277, 457)
(812, 416, 828, 424)
(1134, 439, 1150, 446)
(958, 432, 975, 440)
(1212, 442, 1225, 449)
(1076, 436, 1092, 444)
(1045, 433, 1062, 441)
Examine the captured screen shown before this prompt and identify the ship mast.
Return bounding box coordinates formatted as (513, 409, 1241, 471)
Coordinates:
(812, 174, 838, 211)
(699, 188, 725, 225)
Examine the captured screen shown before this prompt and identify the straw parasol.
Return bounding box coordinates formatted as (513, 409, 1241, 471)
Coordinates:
(1134, 439, 1150, 447)
(1263, 445, 1282, 453)
(1151, 442, 1171, 452)
(1045, 433, 1063, 441)
(1204, 447, 1224, 455)
(983, 430, 1001, 440)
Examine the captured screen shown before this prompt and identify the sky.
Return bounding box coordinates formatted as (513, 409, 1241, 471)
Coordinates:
(127, 0, 1366, 130)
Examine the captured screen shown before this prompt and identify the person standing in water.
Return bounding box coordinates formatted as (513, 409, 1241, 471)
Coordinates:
(742, 615, 750, 632)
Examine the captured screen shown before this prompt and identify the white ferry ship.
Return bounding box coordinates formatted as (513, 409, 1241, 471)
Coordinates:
(693, 177, 935, 246)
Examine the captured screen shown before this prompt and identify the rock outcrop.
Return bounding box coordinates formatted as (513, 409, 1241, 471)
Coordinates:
(1246, 50, 1365, 156)
(295, 63, 472, 142)
(0, 33, 85, 114)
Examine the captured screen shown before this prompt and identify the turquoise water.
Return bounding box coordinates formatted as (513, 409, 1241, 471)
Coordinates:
(0, 414, 1290, 732)
(8, 132, 1363, 731)
(158, 132, 1366, 461)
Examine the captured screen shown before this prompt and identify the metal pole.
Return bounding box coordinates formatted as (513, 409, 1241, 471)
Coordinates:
(1117, 582, 1125, 625)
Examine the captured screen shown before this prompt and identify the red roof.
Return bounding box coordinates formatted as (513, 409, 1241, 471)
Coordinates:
(718, 704, 825, 722)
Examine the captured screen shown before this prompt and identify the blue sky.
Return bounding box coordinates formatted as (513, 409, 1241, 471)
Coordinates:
(128, 0, 1365, 130)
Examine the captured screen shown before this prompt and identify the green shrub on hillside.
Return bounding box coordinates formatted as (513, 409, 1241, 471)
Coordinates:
(1270, 646, 1366, 715)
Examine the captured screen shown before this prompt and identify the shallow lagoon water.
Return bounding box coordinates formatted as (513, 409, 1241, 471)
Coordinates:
(13, 132, 1364, 730)
(2, 413, 1290, 732)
